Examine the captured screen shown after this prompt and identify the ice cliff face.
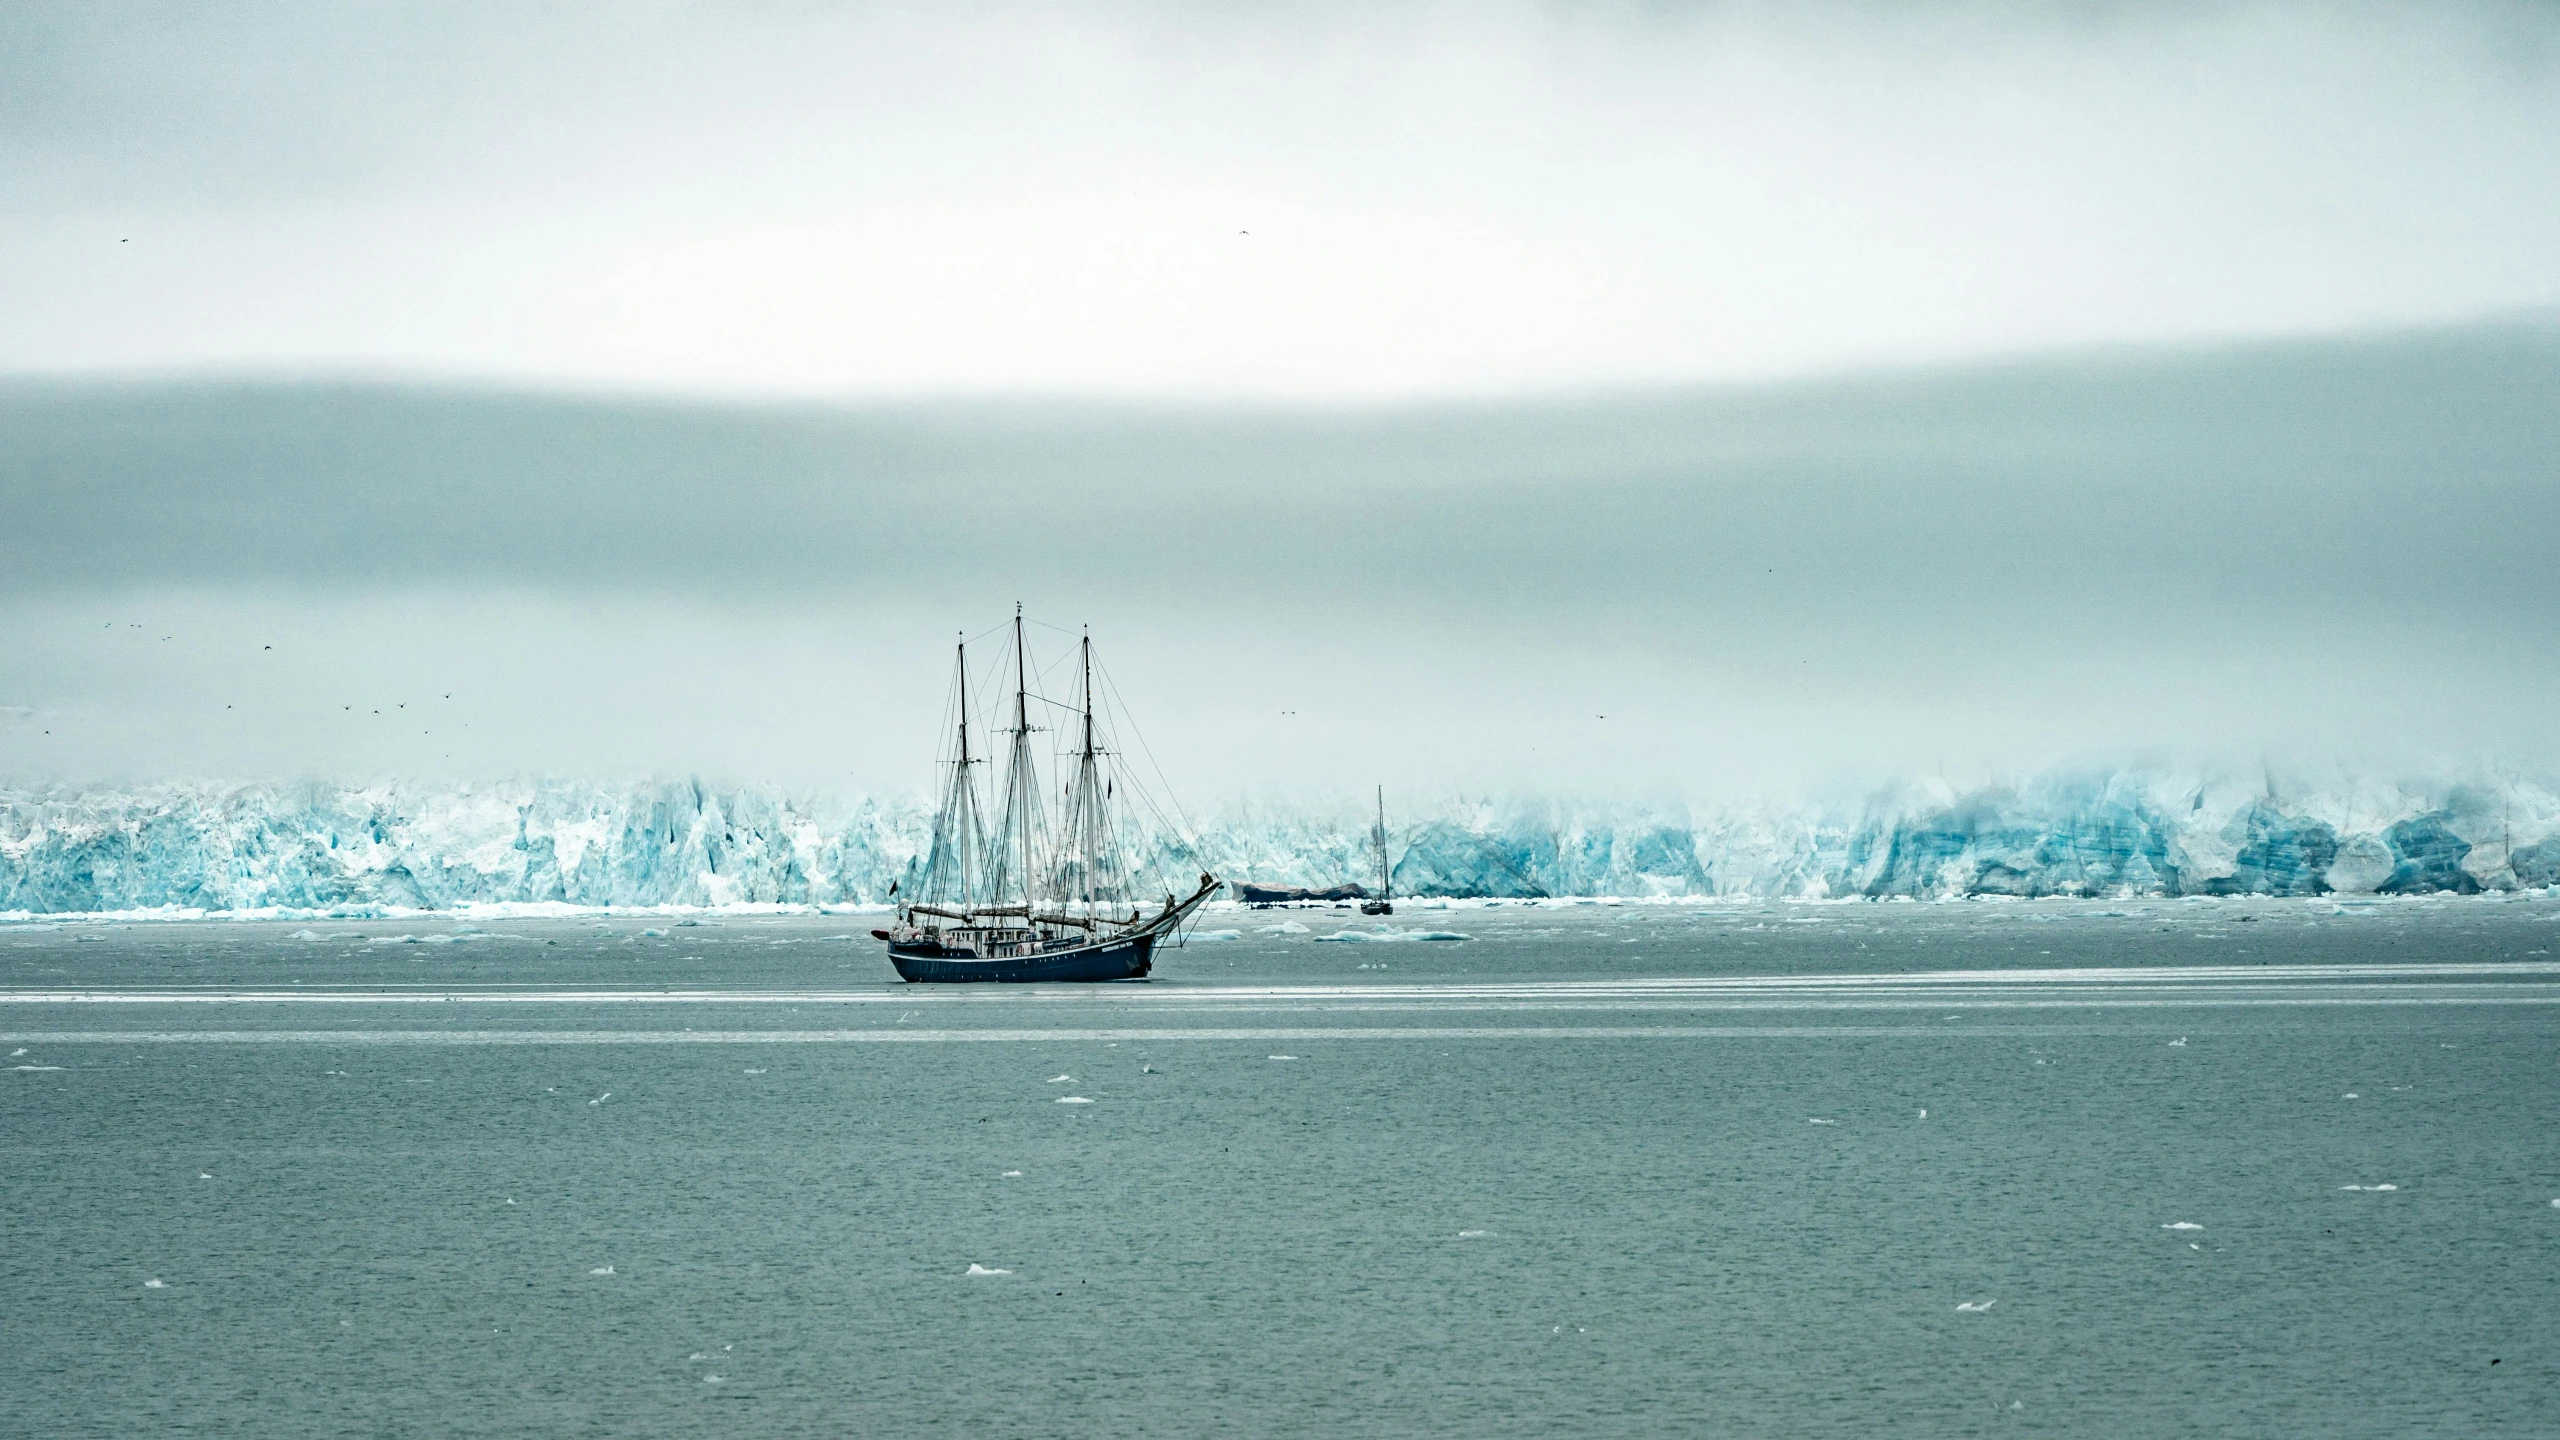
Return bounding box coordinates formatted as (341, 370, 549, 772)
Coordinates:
(1, 771, 2554, 916)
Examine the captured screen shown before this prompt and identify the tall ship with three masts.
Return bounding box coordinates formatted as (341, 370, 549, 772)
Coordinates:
(873, 610, 1219, 982)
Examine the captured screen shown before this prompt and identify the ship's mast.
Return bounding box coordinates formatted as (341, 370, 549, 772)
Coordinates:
(955, 640, 974, 907)
(919, 637, 985, 915)
(1375, 785, 1390, 900)
(990, 604, 1045, 913)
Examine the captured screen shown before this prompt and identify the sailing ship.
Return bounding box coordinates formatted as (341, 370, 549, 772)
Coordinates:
(873, 610, 1219, 982)
(1360, 786, 1394, 916)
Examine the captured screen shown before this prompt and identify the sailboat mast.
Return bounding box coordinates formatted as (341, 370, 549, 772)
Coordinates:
(1376, 785, 1389, 899)
(955, 640, 973, 907)
(1012, 606, 1034, 909)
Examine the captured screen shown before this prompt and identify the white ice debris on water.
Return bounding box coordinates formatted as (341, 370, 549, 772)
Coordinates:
(2163, 1222, 2204, 1231)
(1458, 1230, 1495, 1238)
(197, 1172, 211, 1180)
(1808, 1118, 1836, 1125)
(2169, 1037, 2187, 1047)
(365, 927, 500, 946)
(640, 928, 668, 938)
(742, 1068, 766, 1075)
(143, 1278, 166, 1289)
(2339, 1184, 2399, 1192)
(10, 1064, 64, 1071)
(291, 928, 322, 941)
(589, 1092, 611, 1105)
(1046, 1075, 1072, 1083)
(1186, 929, 1242, 942)
(7, 1048, 22, 1056)
(1956, 1300, 1997, 1312)
(966, 1264, 1012, 1276)
(1312, 929, 1469, 943)
(1056, 1096, 1093, 1105)
(1001, 1171, 1022, 1178)
(1268, 1055, 1297, 1062)
(1256, 921, 1311, 935)
(589, 1266, 616, 1276)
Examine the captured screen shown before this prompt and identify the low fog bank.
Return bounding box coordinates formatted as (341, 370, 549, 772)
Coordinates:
(4, 321, 2555, 795)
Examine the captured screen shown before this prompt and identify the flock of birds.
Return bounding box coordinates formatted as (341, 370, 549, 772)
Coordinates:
(23, 622, 469, 756)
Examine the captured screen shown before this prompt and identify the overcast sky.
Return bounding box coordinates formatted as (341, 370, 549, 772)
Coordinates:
(5, 1, 2558, 397)
(2, 2, 2555, 800)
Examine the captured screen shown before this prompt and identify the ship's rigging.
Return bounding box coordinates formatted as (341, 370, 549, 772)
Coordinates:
(893, 609, 1212, 968)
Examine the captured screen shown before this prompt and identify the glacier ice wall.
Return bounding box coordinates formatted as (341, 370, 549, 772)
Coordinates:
(3, 771, 2557, 916)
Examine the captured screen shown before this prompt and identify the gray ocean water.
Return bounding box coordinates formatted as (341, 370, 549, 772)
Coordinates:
(6, 897, 2558, 1436)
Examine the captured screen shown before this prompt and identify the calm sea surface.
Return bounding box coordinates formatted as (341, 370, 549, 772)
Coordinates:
(6, 897, 2558, 1436)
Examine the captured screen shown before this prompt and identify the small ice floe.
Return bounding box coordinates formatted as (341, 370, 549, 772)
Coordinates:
(689, 1352, 710, 1361)
(1955, 1300, 1997, 1312)
(291, 928, 322, 942)
(1047, 1075, 1073, 1083)
(1458, 1230, 1495, 1238)
(1001, 1171, 1023, 1178)
(1268, 1055, 1298, 1062)
(197, 1172, 212, 1180)
(143, 1278, 167, 1289)
(2339, 1184, 2399, 1192)
(10, 1064, 64, 1072)
(7, 1048, 22, 1057)
(589, 1265, 616, 1276)
(2343, 1092, 2359, 1099)
(2162, 1222, 2204, 1231)
(701, 1375, 723, 1385)
(1257, 921, 1311, 935)
(1918, 1109, 1928, 1119)
(742, 1068, 766, 1075)
(1807, 1118, 1836, 1125)
(2549, 1198, 2560, 1209)
(1140, 1064, 1157, 1074)
(640, 928, 668, 938)
(1187, 929, 1242, 942)
(589, 1092, 611, 1105)
(2168, 1037, 2187, 1047)
(966, 1264, 1011, 1276)
(1056, 1096, 1093, 1105)
(1313, 928, 1468, 943)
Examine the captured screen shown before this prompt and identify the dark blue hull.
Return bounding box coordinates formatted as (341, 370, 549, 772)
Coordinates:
(886, 932, 1156, 983)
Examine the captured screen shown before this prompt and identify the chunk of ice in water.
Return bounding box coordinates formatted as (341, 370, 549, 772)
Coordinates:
(1047, 1075, 1072, 1083)
(1955, 1300, 1997, 1312)
(2339, 1184, 2399, 1192)
(1256, 921, 1311, 935)
(143, 1278, 166, 1289)
(589, 1265, 616, 1276)
(966, 1264, 1012, 1276)
(2163, 1222, 2203, 1231)
(1268, 1055, 1297, 1061)
(1001, 1171, 1023, 1178)
(1458, 1230, 1494, 1238)
(1056, 1096, 1094, 1105)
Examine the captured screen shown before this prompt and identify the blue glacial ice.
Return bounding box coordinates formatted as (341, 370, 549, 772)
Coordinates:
(1, 770, 2555, 917)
